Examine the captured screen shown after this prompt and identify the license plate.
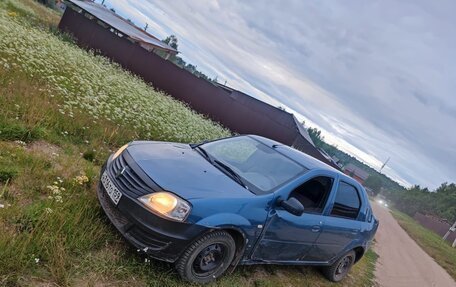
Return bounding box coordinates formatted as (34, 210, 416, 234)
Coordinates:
(101, 171, 122, 205)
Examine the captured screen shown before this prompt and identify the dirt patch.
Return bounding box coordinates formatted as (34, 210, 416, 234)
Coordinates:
(26, 140, 62, 159)
(25, 140, 88, 178)
(72, 274, 146, 287)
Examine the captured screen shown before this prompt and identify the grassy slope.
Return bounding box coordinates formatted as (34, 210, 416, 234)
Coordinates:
(391, 209, 456, 280)
(0, 1, 377, 286)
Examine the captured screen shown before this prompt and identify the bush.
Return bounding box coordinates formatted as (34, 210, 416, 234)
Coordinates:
(0, 167, 18, 182)
(0, 122, 44, 142)
(82, 150, 95, 162)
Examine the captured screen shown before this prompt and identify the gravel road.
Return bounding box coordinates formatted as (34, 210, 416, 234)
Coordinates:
(372, 202, 455, 287)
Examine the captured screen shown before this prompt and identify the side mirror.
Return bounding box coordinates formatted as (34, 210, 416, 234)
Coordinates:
(279, 197, 304, 216)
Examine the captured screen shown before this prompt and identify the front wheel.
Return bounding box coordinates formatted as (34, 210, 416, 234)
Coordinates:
(322, 250, 356, 282)
(176, 231, 236, 284)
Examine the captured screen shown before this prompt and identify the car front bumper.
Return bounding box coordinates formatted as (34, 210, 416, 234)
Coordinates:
(97, 163, 207, 263)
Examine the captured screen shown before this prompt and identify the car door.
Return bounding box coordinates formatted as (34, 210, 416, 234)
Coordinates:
(252, 172, 335, 262)
(307, 180, 362, 262)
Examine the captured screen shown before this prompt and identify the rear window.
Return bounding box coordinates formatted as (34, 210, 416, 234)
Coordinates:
(330, 182, 361, 220)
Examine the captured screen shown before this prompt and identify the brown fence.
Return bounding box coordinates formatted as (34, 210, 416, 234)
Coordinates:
(414, 212, 456, 244)
(58, 5, 339, 169)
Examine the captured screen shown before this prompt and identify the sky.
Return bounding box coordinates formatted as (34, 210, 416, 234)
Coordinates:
(102, 0, 456, 190)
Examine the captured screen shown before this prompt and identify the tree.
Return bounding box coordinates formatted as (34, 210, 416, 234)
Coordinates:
(158, 35, 235, 84)
(307, 127, 324, 148)
(162, 35, 178, 50)
(364, 174, 383, 196)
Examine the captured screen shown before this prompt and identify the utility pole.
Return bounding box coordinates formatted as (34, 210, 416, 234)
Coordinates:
(443, 220, 456, 247)
(379, 157, 390, 173)
(144, 23, 149, 31)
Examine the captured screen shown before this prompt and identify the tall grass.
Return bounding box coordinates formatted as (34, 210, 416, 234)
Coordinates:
(0, 1, 230, 144)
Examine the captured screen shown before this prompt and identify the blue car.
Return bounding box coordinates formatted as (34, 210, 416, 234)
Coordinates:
(97, 135, 378, 283)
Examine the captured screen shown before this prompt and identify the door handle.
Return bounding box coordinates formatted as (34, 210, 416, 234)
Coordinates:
(311, 225, 321, 233)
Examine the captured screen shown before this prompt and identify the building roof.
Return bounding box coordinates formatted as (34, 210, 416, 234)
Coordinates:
(344, 163, 370, 181)
(293, 115, 315, 145)
(66, 0, 177, 54)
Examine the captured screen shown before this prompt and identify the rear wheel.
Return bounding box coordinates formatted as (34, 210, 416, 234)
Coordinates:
(322, 250, 356, 282)
(176, 231, 236, 284)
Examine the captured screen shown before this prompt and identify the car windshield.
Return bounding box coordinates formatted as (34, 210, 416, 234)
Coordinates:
(200, 136, 306, 194)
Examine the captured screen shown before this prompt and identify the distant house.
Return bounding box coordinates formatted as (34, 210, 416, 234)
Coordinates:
(343, 163, 369, 184)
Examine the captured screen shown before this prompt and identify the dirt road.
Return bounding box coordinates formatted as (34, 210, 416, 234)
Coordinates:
(372, 202, 455, 287)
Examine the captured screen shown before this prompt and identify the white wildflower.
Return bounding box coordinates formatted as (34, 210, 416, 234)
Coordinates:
(0, 13, 230, 144)
(74, 175, 89, 185)
(54, 195, 63, 203)
(14, 140, 26, 146)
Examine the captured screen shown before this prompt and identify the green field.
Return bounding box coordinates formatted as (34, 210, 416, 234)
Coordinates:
(0, 1, 377, 286)
(391, 209, 456, 281)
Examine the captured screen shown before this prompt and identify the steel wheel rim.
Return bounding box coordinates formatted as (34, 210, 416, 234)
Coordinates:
(192, 243, 227, 277)
(335, 255, 353, 277)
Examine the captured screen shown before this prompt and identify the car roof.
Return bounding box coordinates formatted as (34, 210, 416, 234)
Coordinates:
(248, 134, 349, 178)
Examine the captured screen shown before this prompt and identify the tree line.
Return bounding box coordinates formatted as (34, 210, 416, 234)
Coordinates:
(384, 184, 456, 223)
(307, 125, 456, 223)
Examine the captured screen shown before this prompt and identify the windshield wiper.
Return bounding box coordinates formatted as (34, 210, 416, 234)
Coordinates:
(213, 159, 248, 189)
(189, 140, 208, 149)
(195, 146, 210, 160)
(193, 148, 248, 189)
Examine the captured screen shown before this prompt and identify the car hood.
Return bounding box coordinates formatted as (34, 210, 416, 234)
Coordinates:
(126, 141, 254, 200)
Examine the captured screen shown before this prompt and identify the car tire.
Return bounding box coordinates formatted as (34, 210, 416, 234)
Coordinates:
(322, 250, 356, 282)
(176, 230, 236, 284)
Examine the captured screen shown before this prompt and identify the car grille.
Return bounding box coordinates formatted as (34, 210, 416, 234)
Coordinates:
(109, 153, 152, 198)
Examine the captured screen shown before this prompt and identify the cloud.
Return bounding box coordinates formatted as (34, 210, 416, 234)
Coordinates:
(106, 0, 456, 189)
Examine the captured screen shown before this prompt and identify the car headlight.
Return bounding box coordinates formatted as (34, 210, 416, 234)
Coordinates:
(112, 144, 129, 160)
(138, 192, 191, 222)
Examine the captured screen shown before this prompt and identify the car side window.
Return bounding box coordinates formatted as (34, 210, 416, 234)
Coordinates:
(330, 181, 361, 220)
(289, 176, 334, 214)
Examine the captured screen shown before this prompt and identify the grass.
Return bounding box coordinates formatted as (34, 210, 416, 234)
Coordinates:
(391, 209, 456, 280)
(0, 1, 378, 286)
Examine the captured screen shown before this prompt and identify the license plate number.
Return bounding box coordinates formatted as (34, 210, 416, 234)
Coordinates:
(101, 171, 122, 205)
